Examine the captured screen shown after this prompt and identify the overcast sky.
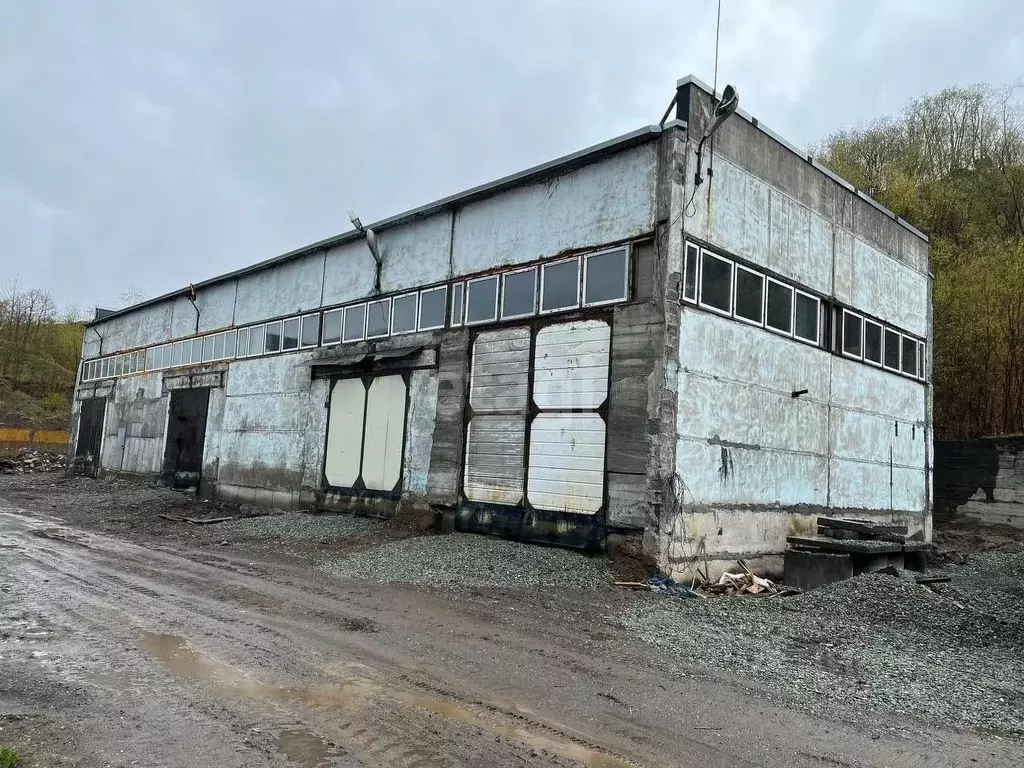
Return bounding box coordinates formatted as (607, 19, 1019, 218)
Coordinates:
(2, 0, 1020, 312)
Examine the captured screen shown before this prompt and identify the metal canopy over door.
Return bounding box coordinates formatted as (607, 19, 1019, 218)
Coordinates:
(323, 374, 408, 496)
(75, 397, 106, 475)
(460, 317, 611, 546)
(162, 388, 210, 490)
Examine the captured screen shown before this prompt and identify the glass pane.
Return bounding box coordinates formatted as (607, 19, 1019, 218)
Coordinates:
(281, 317, 299, 351)
(902, 336, 917, 375)
(170, 342, 182, 367)
(918, 342, 925, 378)
(502, 268, 536, 318)
(584, 249, 628, 305)
(213, 332, 226, 359)
(113, 356, 122, 376)
(146, 349, 156, 370)
(236, 328, 248, 357)
(367, 299, 391, 338)
(265, 321, 282, 353)
(450, 283, 464, 325)
(393, 294, 418, 333)
(203, 336, 215, 362)
(766, 282, 793, 333)
(842, 312, 862, 356)
(322, 310, 342, 344)
(191, 338, 203, 363)
(300, 314, 319, 347)
(419, 286, 447, 329)
(884, 328, 901, 369)
(734, 268, 764, 324)
(465, 279, 497, 324)
(541, 259, 579, 312)
(699, 252, 732, 313)
(683, 244, 698, 302)
(223, 330, 236, 358)
(343, 305, 366, 341)
(795, 293, 819, 343)
(248, 325, 265, 356)
(864, 321, 882, 363)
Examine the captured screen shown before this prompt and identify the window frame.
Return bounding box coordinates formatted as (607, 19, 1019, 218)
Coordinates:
(264, 320, 283, 354)
(764, 277, 794, 337)
(582, 247, 629, 308)
(841, 309, 864, 360)
(539, 256, 581, 315)
(464, 277, 499, 326)
(247, 324, 266, 357)
(449, 282, 464, 327)
(918, 341, 926, 381)
(280, 317, 300, 352)
(500, 266, 538, 320)
(321, 310, 343, 346)
(365, 298, 392, 339)
(683, 242, 699, 304)
(236, 328, 249, 358)
(793, 290, 821, 346)
(862, 318, 883, 366)
(391, 293, 419, 336)
(883, 328, 902, 372)
(697, 249, 734, 317)
(733, 264, 765, 327)
(299, 313, 320, 349)
(418, 285, 448, 331)
(343, 303, 367, 343)
(901, 334, 918, 377)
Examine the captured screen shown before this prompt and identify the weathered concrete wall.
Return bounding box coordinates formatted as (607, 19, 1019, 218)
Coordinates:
(662, 82, 931, 580)
(935, 437, 1024, 527)
(94, 372, 168, 474)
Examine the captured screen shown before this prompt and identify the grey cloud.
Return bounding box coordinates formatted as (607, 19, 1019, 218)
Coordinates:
(1, 1, 1020, 310)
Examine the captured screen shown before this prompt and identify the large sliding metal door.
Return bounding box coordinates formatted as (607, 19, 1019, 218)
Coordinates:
(460, 317, 611, 547)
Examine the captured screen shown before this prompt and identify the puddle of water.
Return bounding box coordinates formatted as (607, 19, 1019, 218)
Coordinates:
(395, 692, 633, 768)
(274, 729, 348, 768)
(142, 632, 632, 768)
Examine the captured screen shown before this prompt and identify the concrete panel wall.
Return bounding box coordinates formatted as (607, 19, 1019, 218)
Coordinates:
(379, 213, 453, 294)
(935, 437, 1024, 527)
(234, 251, 326, 325)
(451, 143, 657, 275)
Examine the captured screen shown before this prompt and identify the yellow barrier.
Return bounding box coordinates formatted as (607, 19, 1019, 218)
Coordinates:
(0, 428, 69, 455)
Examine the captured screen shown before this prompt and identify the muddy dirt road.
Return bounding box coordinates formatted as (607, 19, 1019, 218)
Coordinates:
(0, 482, 1019, 767)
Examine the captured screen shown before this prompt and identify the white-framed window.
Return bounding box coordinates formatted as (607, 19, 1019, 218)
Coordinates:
(540, 257, 580, 314)
(191, 337, 204, 363)
(202, 335, 215, 362)
(733, 264, 764, 326)
(321, 310, 342, 345)
(765, 279, 793, 335)
(698, 250, 733, 315)
(264, 321, 282, 353)
(901, 335, 918, 376)
(883, 328, 901, 371)
(343, 304, 367, 342)
(418, 286, 447, 330)
(501, 267, 537, 320)
(682, 242, 699, 303)
(213, 332, 226, 360)
(236, 328, 249, 358)
(841, 310, 863, 358)
(449, 283, 464, 326)
(794, 290, 820, 345)
(392, 293, 418, 335)
(281, 317, 300, 351)
(299, 313, 319, 348)
(918, 341, 926, 380)
(583, 247, 628, 306)
(171, 341, 184, 367)
(223, 329, 236, 359)
(248, 325, 266, 357)
(465, 277, 498, 325)
(863, 319, 883, 365)
(366, 298, 391, 339)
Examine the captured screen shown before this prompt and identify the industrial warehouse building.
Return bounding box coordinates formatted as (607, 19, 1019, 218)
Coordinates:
(72, 75, 932, 579)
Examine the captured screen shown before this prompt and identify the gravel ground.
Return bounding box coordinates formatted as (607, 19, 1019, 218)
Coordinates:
(321, 533, 611, 589)
(221, 512, 386, 542)
(621, 553, 1024, 738)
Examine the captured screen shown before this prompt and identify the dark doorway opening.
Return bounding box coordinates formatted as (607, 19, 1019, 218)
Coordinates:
(74, 398, 106, 476)
(162, 388, 210, 490)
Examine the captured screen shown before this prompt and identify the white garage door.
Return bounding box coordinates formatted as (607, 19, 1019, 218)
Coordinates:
(324, 378, 366, 488)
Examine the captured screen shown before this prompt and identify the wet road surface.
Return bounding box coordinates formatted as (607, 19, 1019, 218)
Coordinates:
(0, 503, 1019, 767)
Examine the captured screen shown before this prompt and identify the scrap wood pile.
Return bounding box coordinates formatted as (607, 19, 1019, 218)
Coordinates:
(615, 561, 797, 599)
(0, 449, 67, 474)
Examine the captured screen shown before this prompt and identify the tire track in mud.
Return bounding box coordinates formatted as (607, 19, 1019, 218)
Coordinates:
(3, 511, 643, 767)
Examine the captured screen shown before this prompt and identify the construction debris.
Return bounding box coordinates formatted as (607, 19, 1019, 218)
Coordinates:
(703, 560, 783, 597)
(0, 449, 67, 474)
(157, 514, 235, 525)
